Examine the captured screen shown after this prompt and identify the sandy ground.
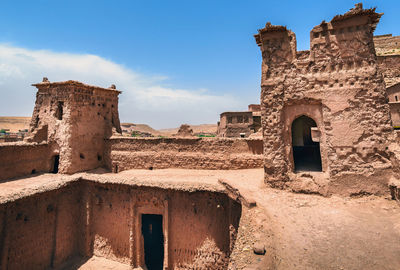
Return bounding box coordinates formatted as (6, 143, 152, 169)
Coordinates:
(1, 168, 400, 269)
(222, 171, 400, 270)
(58, 256, 132, 270)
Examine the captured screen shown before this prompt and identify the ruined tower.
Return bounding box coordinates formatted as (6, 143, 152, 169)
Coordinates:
(25, 78, 122, 174)
(255, 4, 396, 195)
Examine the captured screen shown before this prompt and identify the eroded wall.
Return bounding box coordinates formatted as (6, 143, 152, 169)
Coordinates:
(0, 142, 52, 180)
(0, 180, 242, 270)
(106, 137, 263, 172)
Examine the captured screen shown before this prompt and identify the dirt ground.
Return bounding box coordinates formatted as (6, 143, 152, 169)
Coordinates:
(222, 170, 400, 270)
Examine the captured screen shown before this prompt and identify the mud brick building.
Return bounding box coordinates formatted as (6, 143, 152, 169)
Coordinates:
(24, 78, 122, 174)
(217, 104, 262, 138)
(255, 4, 397, 194)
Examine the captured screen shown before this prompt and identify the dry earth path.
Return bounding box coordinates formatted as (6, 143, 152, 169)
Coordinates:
(222, 170, 400, 270)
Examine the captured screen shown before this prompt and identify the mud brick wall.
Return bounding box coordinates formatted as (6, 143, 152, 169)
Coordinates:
(84, 182, 132, 264)
(168, 191, 241, 269)
(374, 34, 400, 56)
(0, 142, 51, 180)
(106, 137, 263, 172)
(377, 55, 400, 87)
(0, 183, 84, 270)
(254, 5, 396, 193)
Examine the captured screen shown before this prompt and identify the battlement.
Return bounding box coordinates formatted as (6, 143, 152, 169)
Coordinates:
(255, 3, 382, 69)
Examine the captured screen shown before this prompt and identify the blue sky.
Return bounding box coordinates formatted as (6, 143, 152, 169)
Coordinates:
(0, 0, 399, 128)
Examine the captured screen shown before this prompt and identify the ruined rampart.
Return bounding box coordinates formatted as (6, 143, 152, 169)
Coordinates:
(106, 137, 263, 172)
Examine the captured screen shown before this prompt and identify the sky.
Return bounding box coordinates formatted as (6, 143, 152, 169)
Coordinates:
(0, 0, 399, 129)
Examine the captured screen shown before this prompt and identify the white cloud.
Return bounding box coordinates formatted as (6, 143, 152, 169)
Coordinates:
(0, 44, 240, 129)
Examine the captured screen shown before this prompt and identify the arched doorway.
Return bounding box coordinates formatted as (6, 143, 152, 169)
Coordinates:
(291, 115, 322, 172)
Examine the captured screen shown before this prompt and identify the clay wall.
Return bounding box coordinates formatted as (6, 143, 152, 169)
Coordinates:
(377, 55, 400, 87)
(0, 182, 84, 270)
(106, 137, 263, 172)
(374, 34, 400, 56)
(0, 142, 52, 180)
(255, 4, 395, 194)
(0, 180, 241, 269)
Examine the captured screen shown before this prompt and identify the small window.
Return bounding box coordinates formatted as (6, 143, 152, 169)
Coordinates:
(55, 101, 64, 120)
(237, 116, 243, 123)
(395, 96, 398, 102)
(227, 117, 232, 124)
(244, 116, 249, 123)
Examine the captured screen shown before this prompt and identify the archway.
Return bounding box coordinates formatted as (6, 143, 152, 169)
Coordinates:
(291, 115, 322, 172)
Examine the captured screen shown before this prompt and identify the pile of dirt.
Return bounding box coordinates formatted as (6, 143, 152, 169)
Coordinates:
(174, 124, 194, 137)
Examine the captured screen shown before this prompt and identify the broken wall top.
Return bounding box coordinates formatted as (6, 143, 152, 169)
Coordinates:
(254, 3, 383, 67)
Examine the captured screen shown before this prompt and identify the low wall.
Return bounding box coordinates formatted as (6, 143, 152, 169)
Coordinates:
(0, 142, 52, 180)
(106, 137, 263, 172)
(0, 179, 241, 269)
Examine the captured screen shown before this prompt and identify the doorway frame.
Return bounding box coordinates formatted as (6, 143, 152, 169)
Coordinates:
(291, 115, 322, 172)
(134, 201, 169, 269)
(283, 103, 327, 173)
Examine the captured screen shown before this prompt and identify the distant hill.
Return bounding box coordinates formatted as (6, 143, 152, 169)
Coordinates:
(0, 117, 31, 132)
(158, 124, 217, 136)
(1, 117, 217, 137)
(121, 123, 161, 135)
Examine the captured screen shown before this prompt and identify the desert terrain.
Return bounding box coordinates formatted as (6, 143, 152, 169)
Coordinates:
(0, 116, 31, 132)
(0, 116, 217, 137)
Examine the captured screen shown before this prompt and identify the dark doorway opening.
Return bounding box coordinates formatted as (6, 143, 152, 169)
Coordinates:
(291, 115, 322, 172)
(141, 214, 164, 270)
(52, 155, 60, 174)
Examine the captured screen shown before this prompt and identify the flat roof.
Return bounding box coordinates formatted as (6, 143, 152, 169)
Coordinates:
(0, 168, 263, 203)
(32, 80, 122, 94)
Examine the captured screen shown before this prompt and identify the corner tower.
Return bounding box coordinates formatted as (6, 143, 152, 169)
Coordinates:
(25, 78, 122, 174)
